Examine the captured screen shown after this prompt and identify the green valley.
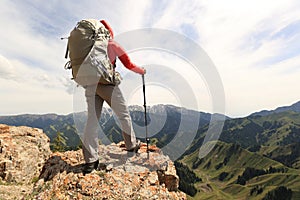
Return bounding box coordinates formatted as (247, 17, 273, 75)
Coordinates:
(179, 141, 300, 199)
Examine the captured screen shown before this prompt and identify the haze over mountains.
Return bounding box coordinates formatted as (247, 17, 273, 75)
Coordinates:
(1, 101, 300, 199)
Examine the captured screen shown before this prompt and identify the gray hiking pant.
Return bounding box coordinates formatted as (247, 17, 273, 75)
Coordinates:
(82, 84, 136, 163)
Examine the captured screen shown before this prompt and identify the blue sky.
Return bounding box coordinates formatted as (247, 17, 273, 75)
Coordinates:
(0, 0, 300, 117)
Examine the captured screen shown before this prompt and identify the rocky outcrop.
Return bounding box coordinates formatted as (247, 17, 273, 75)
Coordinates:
(0, 124, 186, 200)
(34, 143, 185, 199)
(0, 124, 51, 184)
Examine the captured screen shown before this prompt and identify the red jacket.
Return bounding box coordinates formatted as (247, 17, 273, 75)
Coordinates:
(100, 20, 145, 75)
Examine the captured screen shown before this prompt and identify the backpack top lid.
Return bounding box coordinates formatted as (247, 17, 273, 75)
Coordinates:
(79, 19, 106, 37)
(74, 19, 113, 40)
(83, 19, 114, 39)
(83, 19, 103, 30)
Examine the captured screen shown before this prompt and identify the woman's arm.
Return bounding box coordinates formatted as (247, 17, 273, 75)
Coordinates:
(107, 40, 145, 75)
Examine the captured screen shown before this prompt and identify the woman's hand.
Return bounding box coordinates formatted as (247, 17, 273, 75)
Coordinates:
(142, 67, 146, 75)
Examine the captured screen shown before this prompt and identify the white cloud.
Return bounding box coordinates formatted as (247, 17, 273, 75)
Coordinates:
(0, 55, 17, 80)
(119, 49, 212, 113)
(0, 0, 300, 116)
(120, 0, 300, 116)
(189, 0, 300, 116)
(0, 77, 73, 115)
(0, 56, 73, 115)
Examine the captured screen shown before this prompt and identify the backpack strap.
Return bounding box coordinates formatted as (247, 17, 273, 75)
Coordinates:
(64, 60, 72, 70)
(60, 36, 69, 59)
(64, 43, 69, 59)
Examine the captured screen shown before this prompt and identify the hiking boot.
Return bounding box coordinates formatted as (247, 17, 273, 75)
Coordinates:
(97, 162, 107, 171)
(127, 140, 141, 153)
(83, 160, 99, 175)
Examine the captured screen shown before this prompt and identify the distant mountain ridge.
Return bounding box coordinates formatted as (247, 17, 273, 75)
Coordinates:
(0, 108, 114, 150)
(251, 101, 300, 116)
(2, 102, 300, 199)
(0, 104, 217, 150)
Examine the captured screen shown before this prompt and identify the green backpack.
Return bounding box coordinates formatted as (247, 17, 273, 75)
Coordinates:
(64, 19, 121, 86)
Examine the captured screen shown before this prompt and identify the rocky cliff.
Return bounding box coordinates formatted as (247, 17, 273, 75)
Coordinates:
(0, 124, 51, 199)
(0, 124, 186, 199)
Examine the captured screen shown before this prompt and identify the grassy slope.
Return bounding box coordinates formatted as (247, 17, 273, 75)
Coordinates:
(180, 141, 300, 200)
(209, 111, 300, 169)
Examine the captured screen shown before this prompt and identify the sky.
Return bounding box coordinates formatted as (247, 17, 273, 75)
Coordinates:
(0, 0, 300, 117)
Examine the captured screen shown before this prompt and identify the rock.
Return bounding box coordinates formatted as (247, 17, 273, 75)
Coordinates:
(148, 171, 159, 185)
(157, 161, 179, 191)
(35, 141, 186, 199)
(0, 124, 186, 200)
(0, 124, 51, 200)
(0, 124, 9, 134)
(0, 124, 51, 184)
(106, 163, 113, 171)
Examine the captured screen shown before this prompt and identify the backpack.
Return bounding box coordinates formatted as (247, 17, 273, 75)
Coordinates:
(64, 19, 121, 86)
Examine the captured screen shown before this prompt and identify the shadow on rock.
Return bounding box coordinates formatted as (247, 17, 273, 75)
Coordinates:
(39, 154, 85, 182)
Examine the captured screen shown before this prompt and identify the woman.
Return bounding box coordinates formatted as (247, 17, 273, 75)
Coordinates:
(82, 20, 146, 174)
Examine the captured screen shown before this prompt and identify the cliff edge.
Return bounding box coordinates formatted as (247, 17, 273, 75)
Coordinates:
(0, 124, 186, 199)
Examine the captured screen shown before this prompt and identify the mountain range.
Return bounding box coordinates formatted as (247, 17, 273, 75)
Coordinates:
(1, 101, 300, 199)
(0, 104, 216, 150)
(251, 101, 300, 116)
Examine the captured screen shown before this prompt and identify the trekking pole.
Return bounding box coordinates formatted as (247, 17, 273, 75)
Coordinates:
(142, 74, 150, 154)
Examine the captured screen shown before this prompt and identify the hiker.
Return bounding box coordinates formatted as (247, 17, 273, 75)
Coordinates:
(66, 19, 146, 174)
(82, 20, 146, 174)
